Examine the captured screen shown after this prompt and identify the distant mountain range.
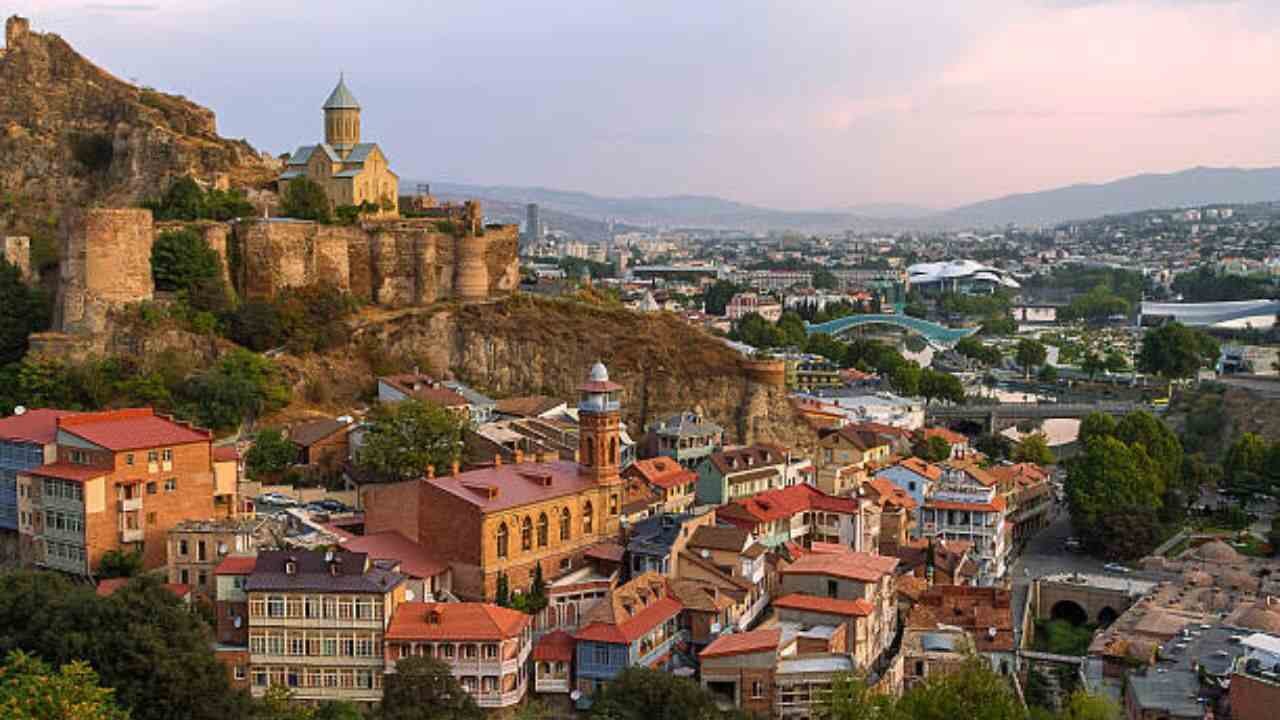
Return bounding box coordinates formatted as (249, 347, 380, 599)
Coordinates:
(406, 166, 1280, 235)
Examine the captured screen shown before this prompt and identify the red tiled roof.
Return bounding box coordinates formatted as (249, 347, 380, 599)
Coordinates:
(215, 555, 258, 576)
(426, 460, 602, 513)
(575, 596, 682, 644)
(894, 457, 942, 481)
(921, 427, 968, 446)
(386, 602, 530, 642)
(584, 542, 625, 563)
(532, 630, 576, 661)
(809, 542, 853, 556)
(945, 460, 998, 488)
(717, 484, 855, 525)
(700, 628, 782, 658)
(626, 458, 697, 490)
(340, 531, 448, 579)
(165, 583, 193, 598)
(57, 408, 210, 451)
(863, 477, 918, 510)
(22, 462, 109, 483)
(780, 551, 899, 583)
(0, 409, 78, 445)
(848, 421, 913, 439)
(772, 593, 875, 617)
(212, 446, 240, 462)
(494, 395, 565, 418)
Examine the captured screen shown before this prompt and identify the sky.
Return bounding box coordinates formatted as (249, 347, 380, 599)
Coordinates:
(12, 0, 1280, 210)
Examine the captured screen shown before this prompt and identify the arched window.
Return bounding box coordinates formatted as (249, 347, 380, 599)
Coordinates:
(582, 502, 593, 535)
(496, 523, 508, 559)
(609, 437, 618, 465)
(537, 513, 549, 548)
(559, 508, 571, 541)
(586, 442, 595, 466)
(521, 517, 533, 551)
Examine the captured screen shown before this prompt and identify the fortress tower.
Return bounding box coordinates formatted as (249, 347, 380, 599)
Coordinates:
(322, 75, 361, 152)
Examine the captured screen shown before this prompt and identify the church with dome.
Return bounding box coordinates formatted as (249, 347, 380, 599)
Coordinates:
(277, 75, 400, 218)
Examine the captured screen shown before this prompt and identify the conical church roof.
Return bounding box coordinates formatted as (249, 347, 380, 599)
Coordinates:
(323, 74, 360, 110)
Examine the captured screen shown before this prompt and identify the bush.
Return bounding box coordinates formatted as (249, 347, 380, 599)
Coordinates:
(245, 428, 297, 478)
(151, 229, 224, 293)
(281, 177, 331, 223)
(177, 350, 289, 432)
(226, 282, 353, 354)
(142, 176, 255, 221)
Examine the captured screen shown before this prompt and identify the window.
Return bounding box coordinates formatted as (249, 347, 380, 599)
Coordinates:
(252, 670, 268, 687)
(234, 665, 246, 681)
(827, 580, 838, 598)
(267, 596, 285, 618)
(560, 557, 572, 572)
(484, 644, 498, 659)
(289, 635, 305, 656)
(909, 482, 916, 492)
(146, 481, 157, 495)
(751, 680, 765, 699)
(125, 453, 134, 466)
(915, 661, 925, 676)
(197, 541, 206, 561)
(197, 571, 207, 587)
(593, 645, 609, 665)
(162, 449, 173, 462)
(147, 450, 158, 464)
(164, 478, 176, 492)
(559, 508, 571, 541)
(582, 502, 593, 534)
(608, 494, 619, 516)
(537, 513, 549, 547)
(146, 512, 156, 524)
(521, 516, 532, 551)
(179, 569, 190, 585)
(496, 523, 508, 559)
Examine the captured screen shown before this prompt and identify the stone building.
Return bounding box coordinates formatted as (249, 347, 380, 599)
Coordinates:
(14, 408, 219, 572)
(278, 76, 399, 218)
(362, 363, 630, 600)
(167, 517, 265, 598)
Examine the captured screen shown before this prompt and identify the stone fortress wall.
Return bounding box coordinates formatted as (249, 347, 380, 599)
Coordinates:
(53, 207, 520, 336)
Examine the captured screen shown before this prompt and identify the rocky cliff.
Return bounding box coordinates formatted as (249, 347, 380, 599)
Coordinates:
(279, 296, 816, 452)
(0, 16, 274, 256)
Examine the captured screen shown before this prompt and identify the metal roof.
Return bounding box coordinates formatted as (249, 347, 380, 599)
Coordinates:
(323, 75, 361, 110)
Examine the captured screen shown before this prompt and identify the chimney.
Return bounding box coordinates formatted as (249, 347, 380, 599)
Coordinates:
(514, 448, 525, 464)
(451, 460, 460, 476)
(494, 454, 502, 467)
(426, 465, 435, 479)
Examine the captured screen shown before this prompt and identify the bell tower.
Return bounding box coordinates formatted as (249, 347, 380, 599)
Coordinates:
(322, 74, 361, 153)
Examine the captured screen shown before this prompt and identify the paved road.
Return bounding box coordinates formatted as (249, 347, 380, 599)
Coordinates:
(1217, 375, 1280, 400)
(1009, 507, 1110, 637)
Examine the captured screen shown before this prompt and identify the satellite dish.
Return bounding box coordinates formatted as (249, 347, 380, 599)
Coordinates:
(405, 589, 416, 602)
(13, 406, 26, 416)
(570, 690, 581, 701)
(233, 616, 242, 628)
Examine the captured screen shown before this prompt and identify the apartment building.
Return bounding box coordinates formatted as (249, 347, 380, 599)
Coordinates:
(644, 411, 724, 468)
(813, 426, 891, 497)
(15, 408, 217, 574)
(245, 550, 407, 704)
(0, 409, 74, 560)
(777, 550, 899, 670)
(716, 484, 868, 551)
(167, 517, 264, 597)
(384, 602, 533, 709)
(623, 458, 699, 515)
(214, 553, 256, 689)
(918, 462, 1009, 583)
(574, 572, 685, 707)
(695, 444, 813, 506)
(700, 626, 858, 720)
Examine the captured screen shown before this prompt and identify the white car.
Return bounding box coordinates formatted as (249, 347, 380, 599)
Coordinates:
(1103, 563, 1132, 574)
(255, 492, 297, 507)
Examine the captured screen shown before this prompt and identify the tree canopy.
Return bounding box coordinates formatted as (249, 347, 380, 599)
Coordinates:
(142, 176, 255, 221)
(915, 435, 953, 462)
(245, 429, 298, 479)
(0, 650, 129, 720)
(701, 280, 743, 316)
(377, 656, 482, 720)
(150, 229, 224, 297)
(1137, 323, 1218, 379)
(281, 178, 331, 223)
(0, 259, 50, 366)
(1013, 433, 1055, 465)
(358, 399, 466, 481)
(1015, 339, 1048, 376)
(177, 349, 290, 432)
(589, 667, 721, 720)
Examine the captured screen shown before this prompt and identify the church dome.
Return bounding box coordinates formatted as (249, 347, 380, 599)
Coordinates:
(323, 74, 361, 110)
(1192, 540, 1240, 563)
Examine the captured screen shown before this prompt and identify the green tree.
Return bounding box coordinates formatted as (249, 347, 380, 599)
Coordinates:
(378, 656, 482, 720)
(178, 349, 290, 432)
(915, 435, 953, 462)
(1038, 364, 1059, 383)
(1114, 411, 1182, 496)
(920, 369, 965, 405)
(281, 178, 331, 223)
(358, 399, 465, 481)
(813, 269, 839, 290)
(1059, 691, 1122, 720)
(151, 229, 223, 294)
(245, 429, 298, 478)
(1103, 351, 1128, 373)
(494, 572, 510, 607)
(804, 333, 846, 366)
(894, 658, 1027, 720)
(311, 702, 363, 720)
(589, 667, 720, 720)
(1077, 412, 1117, 446)
(1066, 436, 1163, 558)
(1223, 433, 1270, 502)
(888, 361, 922, 397)
(97, 549, 144, 579)
(1016, 339, 1048, 379)
(1013, 433, 1055, 465)
(822, 672, 896, 720)
(975, 433, 1013, 461)
(0, 259, 50, 365)
(777, 311, 807, 348)
(1081, 352, 1105, 380)
(0, 650, 129, 720)
(0, 572, 253, 720)
(956, 337, 1002, 366)
(1137, 322, 1218, 379)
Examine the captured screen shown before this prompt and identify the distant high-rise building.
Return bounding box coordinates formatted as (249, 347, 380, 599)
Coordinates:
(524, 203, 542, 247)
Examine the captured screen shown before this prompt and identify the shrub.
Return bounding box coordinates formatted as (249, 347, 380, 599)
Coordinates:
(281, 177, 331, 223)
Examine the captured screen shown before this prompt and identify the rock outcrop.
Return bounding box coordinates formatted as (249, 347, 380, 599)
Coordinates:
(0, 15, 274, 250)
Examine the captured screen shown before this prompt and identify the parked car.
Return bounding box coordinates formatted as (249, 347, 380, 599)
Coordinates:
(307, 499, 349, 513)
(255, 492, 297, 507)
(1103, 563, 1132, 574)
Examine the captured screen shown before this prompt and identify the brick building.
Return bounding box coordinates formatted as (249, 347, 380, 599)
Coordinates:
(214, 553, 256, 689)
(362, 363, 630, 600)
(167, 517, 264, 597)
(384, 602, 533, 709)
(15, 408, 217, 573)
(623, 458, 698, 515)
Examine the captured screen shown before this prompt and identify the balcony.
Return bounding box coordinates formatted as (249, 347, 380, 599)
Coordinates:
(636, 630, 685, 668)
(249, 652, 383, 668)
(252, 685, 381, 703)
(474, 684, 527, 708)
(249, 615, 384, 631)
(120, 528, 144, 542)
(119, 497, 143, 512)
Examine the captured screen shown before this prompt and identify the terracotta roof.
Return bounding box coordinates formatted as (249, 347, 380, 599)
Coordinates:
(21, 462, 108, 483)
(575, 573, 684, 644)
(701, 628, 782, 658)
(896, 575, 928, 602)
(215, 554, 258, 576)
(575, 596, 682, 644)
(288, 418, 351, 448)
(921, 427, 968, 446)
(862, 477, 917, 510)
(718, 484, 856, 525)
(340, 531, 448, 579)
(687, 525, 750, 553)
(495, 395, 565, 418)
(425, 460, 601, 512)
(532, 630, 576, 661)
(891, 457, 942, 481)
(849, 421, 913, 439)
(57, 408, 210, 451)
(780, 551, 899, 583)
(0, 409, 78, 445)
(212, 446, 240, 462)
(773, 593, 874, 617)
(387, 602, 530, 641)
(945, 460, 998, 488)
(669, 578, 735, 613)
(986, 463, 1049, 488)
(909, 586, 1014, 653)
(584, 542, 626, 564)
(626, 458, 698, 490)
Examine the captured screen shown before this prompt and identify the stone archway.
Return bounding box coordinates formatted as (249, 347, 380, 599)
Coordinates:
(1051, 599, 1088, 626)
(1097, 606, 1119, 627)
